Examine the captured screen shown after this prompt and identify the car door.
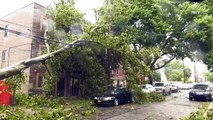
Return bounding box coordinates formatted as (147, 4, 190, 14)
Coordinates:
(120, 88, 130, 102)
(149, 85, 155, 92)
(116, 88, 125, 102)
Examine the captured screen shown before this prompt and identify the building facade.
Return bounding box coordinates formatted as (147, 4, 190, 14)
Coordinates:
(0, 3, 46, 94)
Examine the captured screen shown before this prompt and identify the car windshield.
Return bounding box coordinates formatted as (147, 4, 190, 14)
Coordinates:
(104, 89, 120, 95)
(154, 83, 164, 86)
(193, 84, 208, 90)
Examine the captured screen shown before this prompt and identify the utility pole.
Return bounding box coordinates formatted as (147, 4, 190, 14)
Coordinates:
(194, 60, 197, 82)
(107, 0, 113, 89)
(182, 58, 186, 83)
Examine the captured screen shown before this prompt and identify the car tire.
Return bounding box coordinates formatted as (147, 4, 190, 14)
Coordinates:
(189, 97, 193, 101)
(114, 99, 119, 106)
(169, 90, 171, 95)
(162, 90, 165, 96)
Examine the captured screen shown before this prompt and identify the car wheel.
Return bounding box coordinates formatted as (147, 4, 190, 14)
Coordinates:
(189, 96, 193, 101)
(114, 99, 119, 106)
(169, 90, 171, 95)
(162, 90, 165, 96)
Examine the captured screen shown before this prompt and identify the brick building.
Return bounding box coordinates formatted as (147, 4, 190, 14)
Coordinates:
(0, 3, 46, 94)
(111, 65, 126, 88)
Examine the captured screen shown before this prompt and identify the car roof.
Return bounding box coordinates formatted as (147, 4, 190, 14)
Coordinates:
(193, 83, 209, 86)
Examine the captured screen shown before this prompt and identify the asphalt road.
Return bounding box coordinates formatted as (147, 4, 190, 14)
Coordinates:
(103, 90, 206, 120)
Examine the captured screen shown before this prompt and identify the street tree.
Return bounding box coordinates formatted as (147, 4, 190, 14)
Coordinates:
(199, 0, 213, 71)
(92, 0, 213, 84)
(203, 71, 213, 82)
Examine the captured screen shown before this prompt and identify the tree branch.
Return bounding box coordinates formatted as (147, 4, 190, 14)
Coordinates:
(150, 36, 172, 70)
(0, 40, 83, 80)
(151, 56, 176, 71)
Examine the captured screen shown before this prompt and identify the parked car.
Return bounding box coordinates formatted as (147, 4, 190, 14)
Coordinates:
(94, 88, 133, 106)
(180, 83, 193, 90)
(171, 84, 181, 93)
(189, 83, 213, 101)
(139, 84, 156, 93)
(153, 82, 171, 95)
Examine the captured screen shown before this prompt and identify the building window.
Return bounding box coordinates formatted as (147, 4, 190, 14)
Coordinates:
(38, 76, 43, 87)
(2, 50, 6, 61)
(35, 72, 44, 88)
(40, 16, 47, 31)
(4, 25, 9, 38)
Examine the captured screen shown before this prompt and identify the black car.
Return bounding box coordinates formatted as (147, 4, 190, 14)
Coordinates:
(94, 88, 133, 106)
(189, 83, 213, 101)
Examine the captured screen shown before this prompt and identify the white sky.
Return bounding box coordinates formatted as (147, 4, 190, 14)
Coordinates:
(0, 0, 103, 23)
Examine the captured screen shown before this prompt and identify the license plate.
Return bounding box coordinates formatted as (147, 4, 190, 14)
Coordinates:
(97, 100, 101, 102)
(196, 92, 202, 95)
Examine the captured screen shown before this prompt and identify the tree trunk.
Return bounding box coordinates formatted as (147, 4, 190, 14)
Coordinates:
(148, 74, 154, 85)
(0, 40, 87, 80)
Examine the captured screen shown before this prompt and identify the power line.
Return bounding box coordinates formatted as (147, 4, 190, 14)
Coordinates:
(0, 20, 32, 29)
(0, 26, 69, 45)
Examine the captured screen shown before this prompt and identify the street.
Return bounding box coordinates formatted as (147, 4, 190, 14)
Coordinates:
(91, 90, 207, 120)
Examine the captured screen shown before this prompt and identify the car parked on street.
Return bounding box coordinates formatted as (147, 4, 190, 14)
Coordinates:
(180, 83, 193, 90)
(189, 83, 213, 101)
(171, 84, 181, 93)
(94, 88, 133, 106)
(153, 82, 171, 95)
(139, 84, 156, 93)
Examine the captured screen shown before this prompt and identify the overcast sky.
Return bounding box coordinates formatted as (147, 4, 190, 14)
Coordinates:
(0, 0, 103, 23)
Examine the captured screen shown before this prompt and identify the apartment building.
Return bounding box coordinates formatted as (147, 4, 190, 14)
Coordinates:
(0, 3, 46, 94)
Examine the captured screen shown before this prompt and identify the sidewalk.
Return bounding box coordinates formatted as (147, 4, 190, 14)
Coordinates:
(208, 102, 213, 110)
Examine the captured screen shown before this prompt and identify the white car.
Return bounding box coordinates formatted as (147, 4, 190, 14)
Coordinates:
(154, 82, 171, 95)
(139, 84, 156, 93)
(180, 83, 193, 90)
(171, 84, 181, 92)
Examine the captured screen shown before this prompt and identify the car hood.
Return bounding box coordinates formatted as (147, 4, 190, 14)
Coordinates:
(154, 86, 164, 89)
(191, 89, 206, 92)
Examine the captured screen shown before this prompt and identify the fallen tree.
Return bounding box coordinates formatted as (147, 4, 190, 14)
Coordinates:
(0, 40, 90, 80)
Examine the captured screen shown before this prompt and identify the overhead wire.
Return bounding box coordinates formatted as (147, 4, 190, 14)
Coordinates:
(0, 26, 70, 45)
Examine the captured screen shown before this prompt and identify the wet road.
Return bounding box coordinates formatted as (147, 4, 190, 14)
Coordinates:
(105, 90, 205, 120)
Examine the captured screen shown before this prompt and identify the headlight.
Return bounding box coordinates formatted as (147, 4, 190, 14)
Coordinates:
(94, 97, 98, 99)
(104, 97, 115, 100)
(204, 92, 210, 95)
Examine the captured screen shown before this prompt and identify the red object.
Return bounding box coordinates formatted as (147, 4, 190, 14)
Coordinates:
(0, 80, 12, 106)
